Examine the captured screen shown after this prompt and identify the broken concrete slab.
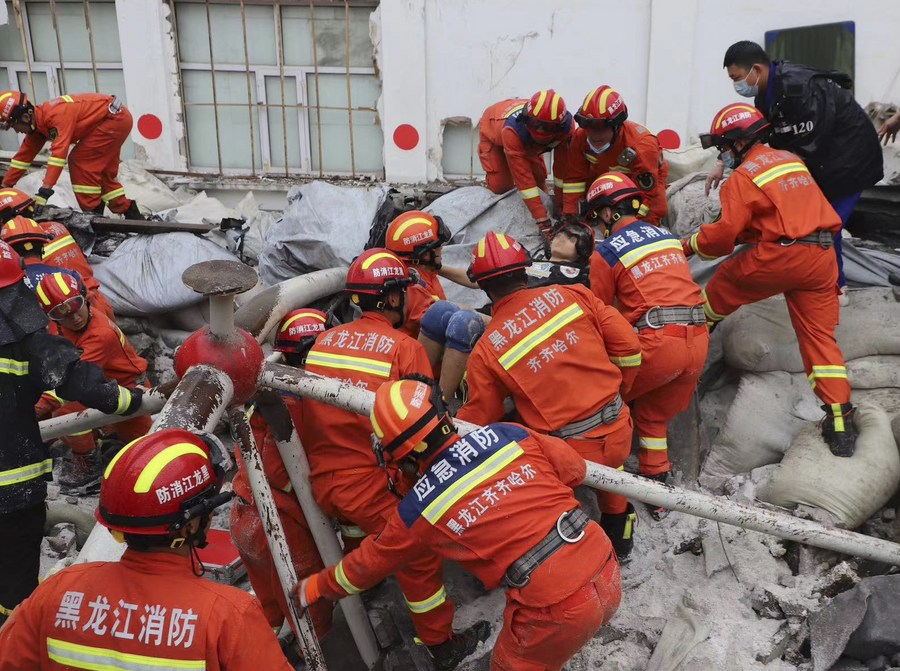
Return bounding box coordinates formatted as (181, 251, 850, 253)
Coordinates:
(646, 596, 710, 671)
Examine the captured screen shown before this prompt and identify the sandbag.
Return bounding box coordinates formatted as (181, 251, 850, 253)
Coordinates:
(719, 289, 900, 373)
(664, 171, 722, 238)
(92, 232, 242, 316)
(757, 403, 900, 528)
(258, 181, 392, 286)
(663, 144, 719, 184)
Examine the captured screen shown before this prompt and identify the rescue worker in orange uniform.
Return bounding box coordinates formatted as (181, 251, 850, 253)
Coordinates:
(296, 377, 621, 671)
(457, 232, 642, 560)
(230, 308, 332, 637)
(384, 209, 486, 398)
(0, 428, 292, 671)
(559, 86, 669, 226)
(0, 188, 114, 318)
(478, 90, 574, 239)
(299, 248, 478, 666)
(0, 90, 144, 218)
(683, 103, 856, 457)
(34, 272, 150, 492)
(584, 173, 709, 516)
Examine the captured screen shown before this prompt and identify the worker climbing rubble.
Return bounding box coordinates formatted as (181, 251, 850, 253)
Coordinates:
(295, 376, 620, 671)
(0, 91, 145, 218)
(583, 172, 709, 518)
(230, 308, 333, 639)
(684, 103, 856, 457)
(457, 232, 643, 561)
(478, 90, 574, 240)
(34, 272, 151, 493)
(0, 240, 142, 625)
(0, 428, 293, 670)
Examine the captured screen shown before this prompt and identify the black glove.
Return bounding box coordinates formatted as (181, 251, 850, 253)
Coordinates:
(119, 386, 144, 416)
(33, 186, 54, 216)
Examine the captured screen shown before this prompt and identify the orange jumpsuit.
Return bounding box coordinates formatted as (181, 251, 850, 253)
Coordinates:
(478, 99, 571, 221)
(48, 309, 150, 454)
(230, 397, 331, 636)
(299, 311, 454, 645)
(683, 144, 850, 407)
(560, 122, 669, 225)
(2, 94, 133, 214)
(591, 218, 709, 475)
(457, 284, 641, 515)
(400, 266, 446, 339)
(310, 423, 621, 671)
(40, 220, 114, 319)
(0, 548, 292, 671)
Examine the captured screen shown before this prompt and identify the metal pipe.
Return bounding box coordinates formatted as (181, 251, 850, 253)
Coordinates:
(228, 407, 328, 670)
(262, 363, 900, 566)
(208, 294, 236, 338)
(308, 0, 325, 177)
(274, 429, 380, 668)
(39, 389, 168, 441)
(151, 365, 234, 433)
(11, 0, 35, 99)
(82, 0, 100, 93)
(48, 0, 68, 93)
(234, 267, 346, 342)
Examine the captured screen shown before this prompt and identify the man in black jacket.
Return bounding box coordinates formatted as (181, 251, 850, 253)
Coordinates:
(0, 240, 142, 625)
(706, 41, 883, 304)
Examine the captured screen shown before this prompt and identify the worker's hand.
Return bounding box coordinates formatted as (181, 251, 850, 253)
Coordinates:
(33, 186, 54, 216)
(704, 161, 725, 196)
(118, 386, 144, 416)
(681, 238, 695, 258)
(294, 574, 321, 609)
(878, 110, 900, 145)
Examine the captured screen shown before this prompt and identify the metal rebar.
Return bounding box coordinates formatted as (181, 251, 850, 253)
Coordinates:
(203, 0, 224, 175)
(238, 0, 257, 175)
(48, 0, 67, 92)
(308, 0, 324, 177)
(82, 0, 100, 93)
(343, 1, 356, 176)
(228, 406, 328, 670)
(11, 0, 35, 98)
(167, 0, 193, 167)
(274, 2, 290, 175)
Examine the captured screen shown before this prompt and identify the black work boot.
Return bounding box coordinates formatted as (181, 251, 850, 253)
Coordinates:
(600, 503, 637, 563)
(56, 448, 103, 494)
(424, 620, 491, 671)
(123, 200, 146, 220)
(640, 472, 671, 520)
(821, 403, 858, 458)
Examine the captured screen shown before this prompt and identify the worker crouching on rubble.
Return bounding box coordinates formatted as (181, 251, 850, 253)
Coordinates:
(585, 173, 709, 518)
(296, 376, 620, 671)
(34, 272, 151, 493)
(456, 232, 642, 561)
(683, 103, 857, 457)
(0, 90, 145, 219)
(383, 210, 486, 399)
(0, 241, 142, 625)
(0, 428, 293, 670)
(230, 308, 332, 639)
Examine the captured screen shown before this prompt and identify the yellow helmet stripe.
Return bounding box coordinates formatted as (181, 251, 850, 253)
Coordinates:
(53, 272, 71, 296)
(582, 87, 599, 112)
(370, 409, 385, 439)
(6, 221, 14, 230)
(361, 251, 399, 270)
(36, 283, 51, 305)
(390, 382, 409, 420)
(280, 311, 326, 332)
(133, 443, 208, 493)
(495, 233, 510, 250)
(102, 435, 144, 480)
(549, 92, 561, 120)
(477, 238, 486, 258)
(713, 104, 757, 130)
(391, 217, 434, 241)
(531, 90, 549, 116)
(0, 92, 13, 104)
(598, 88, 615, 114)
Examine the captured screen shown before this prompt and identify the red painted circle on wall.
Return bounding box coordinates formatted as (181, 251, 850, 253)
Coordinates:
(393, 124, 420, 151)
(657, 129, 681, 150)
(137, 114, 163, 140)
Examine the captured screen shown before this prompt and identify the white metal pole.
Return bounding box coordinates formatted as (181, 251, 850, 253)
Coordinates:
(40, 389, 168, 441)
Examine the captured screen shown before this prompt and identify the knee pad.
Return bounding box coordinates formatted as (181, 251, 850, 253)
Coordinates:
(446, 310, 485, 353)
(420, 300, 459, 344)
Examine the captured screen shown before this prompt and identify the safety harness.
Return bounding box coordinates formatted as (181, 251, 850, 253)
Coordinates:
(550, 394, 623, 440)
(778, 230, 834, 249)
(504, 508, 590, 588)
(633, 305, 706, 332)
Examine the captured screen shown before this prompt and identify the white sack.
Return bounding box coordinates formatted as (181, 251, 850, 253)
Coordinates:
(116, 161, 193, 212)
(758, 403, 900, 528)
(665, 172, 722, 238)
(663, 144, 719, 183)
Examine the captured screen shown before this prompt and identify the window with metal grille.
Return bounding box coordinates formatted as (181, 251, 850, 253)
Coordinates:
(765, 21, 856, 92)
(170, 1, 382, 177)
(0, 0, 133, 157)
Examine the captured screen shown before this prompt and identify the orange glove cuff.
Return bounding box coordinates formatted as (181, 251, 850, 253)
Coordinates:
(303, 573, 322, 604)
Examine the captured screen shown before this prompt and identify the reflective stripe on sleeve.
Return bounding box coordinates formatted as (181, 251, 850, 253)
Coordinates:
(335, 561, 364, 595)
(0, 357, 29, 375)
(0, 459, 52, 487)
(114, 386, 131, 414)
(9, 159, 31, 170)
(609, 353, 641, 368)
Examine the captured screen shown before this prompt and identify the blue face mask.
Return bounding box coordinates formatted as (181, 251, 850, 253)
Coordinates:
(586, 136, 611, 154)
(719, 150, 736, 170)
(733, 67, 759, 98)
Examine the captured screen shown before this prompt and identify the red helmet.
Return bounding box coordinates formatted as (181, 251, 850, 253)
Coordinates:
(523, 89, 570, 140)
(700, 103, 771, 150)
(36, 272, 86, 321)
(467, 232, 531, 284)
(0, 90, 30, 130)
(0, 188, 35, 223)
(385, 211, 451, 262)
(370, 376, 453, 463)
(274, 308, 328, 355)
(345, 248, 414, 296)
(581, 173, 644, 220)
(575, 86, 629, 130)
(0, 240, 24, 289)
(1, 216, 49, 249)
(97, 429, 224, 535)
